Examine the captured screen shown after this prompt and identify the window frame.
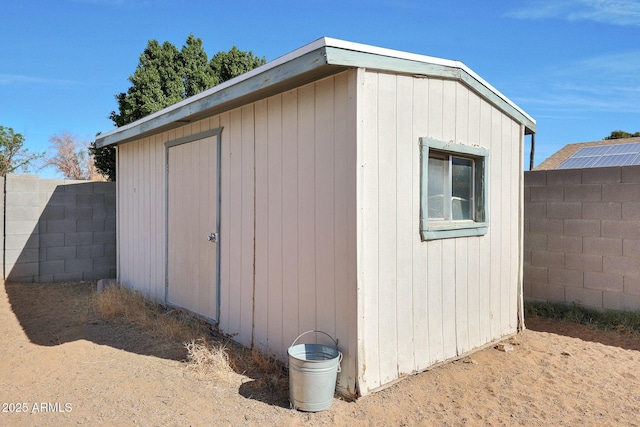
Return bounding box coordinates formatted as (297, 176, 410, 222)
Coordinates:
(419, 137, 489, 241)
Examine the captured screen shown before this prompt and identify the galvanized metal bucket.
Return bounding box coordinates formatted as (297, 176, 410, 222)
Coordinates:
(288, 330, 342, 412)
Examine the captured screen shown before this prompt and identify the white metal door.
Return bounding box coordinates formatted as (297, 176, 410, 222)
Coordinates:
(166, 135, 219, 322)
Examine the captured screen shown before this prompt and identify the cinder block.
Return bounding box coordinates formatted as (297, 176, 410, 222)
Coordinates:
(549, 268, 584, 287)
(47, 191, 76, 207)
(92, 205, 115, 219)
(6, 262, 39, 279)
(564, 185, 602, 202)
(104, 192, 116, 207)
(564, 219, 600, 237)
(603, 291, 640, 311)
(524, 171, 547, 186)
(93, 256, 116, 270)
(76, 245, 104, 259)
(531, 250, 565, 268)
(39, 233, 65, 248)
(93, 231, 116, 245)
(77, 219, 104, 232)
(623, 239, 640, 257)
(584, 271, 623, 292)
(65, 258, 94, 273)
(530, 282, 565, 302)
(64, 206, 93, 220)
(524, 264, 548, 284)
(64, 182, 94, 193)
(92, 182, 115, 194)
(46, 246, 77, 261)
(104, 243, 116, 257)
(64, 232, 94, 246)
(565, 286, 603, 309)
(52, 272, 83, 282)
(5, 233, 39, 250)
(5, 205, 40, 221)
(581, 202, 621, 220)
(524, 186, 531, 202)
(76, 193, 104, 207)
(581, 167, 621, 184)
(603, 256, 640, 276)
(622, 202, 640, 220)
(547, 169, 582, 186)
(602, 220, 640, 239)
(40, 206, 65, 220)
(6, 191, 40, 207)
(624, 275, 640, 296)
(45, 219, 78, 233)
(39, 260, 65, 275)
(529, 218, 564, 234)
(547, 202, 582, 219)
(5, 248, 38, 265)
(530, 186, 564, 202)
(5, 220, 39, 235)
(523, 249, 531, 265)
(547, 234, 582, 253)
(7, 174, 39, 192)
(104, 217, 116, 232)
(524, 202, 546, 219)
(602, 183, 640, 202)
(36, 179, 64, 194)
(524, 233, 547, 251)
(566, 253, 603, 272)
(583, 237, 622, 256)
(621, 165, 640, 183)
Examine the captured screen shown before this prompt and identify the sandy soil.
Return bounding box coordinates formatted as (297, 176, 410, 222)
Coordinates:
(1, 281, 639, 426)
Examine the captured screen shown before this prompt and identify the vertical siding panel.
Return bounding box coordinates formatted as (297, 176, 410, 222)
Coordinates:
(239, 105, 255, 347)
(395, 74, 415, 375)
(281, 91, 299, 349)
(297, 84, 317, 336)
(427, 240, 444, 363)
(267, 96, 284, 357)
(361, 71, 381, 391)
(478, 100, 493, 343)
(345, 69, 359, 395)
(218, 112, 231, 330)
(500, 115, 512, 336)
(454, 84, 470, 355)
(510, 121, 521, 330)
(428, 80, 444, 140)
(412, 77, 430, 371)
(467, 91, 482, 349)
(333, 72, 352, 392)
(227, 109, 244, 335)
(253, 100, 269, 351)
(314, 78, 336, 342)
(377, 72, 398, 385)
(489, 106, 503, 337)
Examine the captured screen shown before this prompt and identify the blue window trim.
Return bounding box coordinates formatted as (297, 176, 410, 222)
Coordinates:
(420, 138, 489, 241)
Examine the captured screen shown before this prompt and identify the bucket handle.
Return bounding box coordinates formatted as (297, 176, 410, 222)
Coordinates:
(291, 330, 338, 349)
(290, 330, 342, 373)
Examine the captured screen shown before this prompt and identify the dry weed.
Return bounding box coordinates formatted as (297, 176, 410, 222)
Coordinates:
(184, 338, 234, 381)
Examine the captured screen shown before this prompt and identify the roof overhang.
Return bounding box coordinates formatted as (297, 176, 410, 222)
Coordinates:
(95, 37, 536, 148)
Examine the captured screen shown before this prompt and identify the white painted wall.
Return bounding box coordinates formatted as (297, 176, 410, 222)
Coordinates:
(356, 69, 523, 394)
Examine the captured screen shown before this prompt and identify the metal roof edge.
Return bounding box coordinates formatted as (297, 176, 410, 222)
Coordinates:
(96, 37, 536, 147)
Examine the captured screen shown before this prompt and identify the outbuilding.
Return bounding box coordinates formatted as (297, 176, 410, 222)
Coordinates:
(95, 37, 536, 398)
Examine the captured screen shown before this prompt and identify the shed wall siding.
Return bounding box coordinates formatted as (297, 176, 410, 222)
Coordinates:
(116, 71, 359, 395)
(357, 70, 522, 394)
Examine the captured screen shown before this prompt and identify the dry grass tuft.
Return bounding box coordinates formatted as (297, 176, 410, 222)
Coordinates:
(184, 338, 234, 381)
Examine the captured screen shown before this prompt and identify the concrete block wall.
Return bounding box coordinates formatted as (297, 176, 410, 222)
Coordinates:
(2, 174, 116, 283)
(524, 165, 640, 311)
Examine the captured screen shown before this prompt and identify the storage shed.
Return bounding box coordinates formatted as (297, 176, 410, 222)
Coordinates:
(95, 37, 536, 398)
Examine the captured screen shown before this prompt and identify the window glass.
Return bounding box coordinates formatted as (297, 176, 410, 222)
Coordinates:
(451, 157, 472, 220)
(427, 156, 445, 219)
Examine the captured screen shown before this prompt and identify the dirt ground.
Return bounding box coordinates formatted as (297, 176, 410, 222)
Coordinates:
(1, 281, 639, 426)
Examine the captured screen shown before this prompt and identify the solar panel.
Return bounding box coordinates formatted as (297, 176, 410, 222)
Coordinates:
(558, 142, 640, 169)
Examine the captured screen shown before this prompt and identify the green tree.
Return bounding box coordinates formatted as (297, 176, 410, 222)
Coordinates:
(604, 130, 640, 140)
(96, 35, 266, 180)
(0, 126, 44, 176)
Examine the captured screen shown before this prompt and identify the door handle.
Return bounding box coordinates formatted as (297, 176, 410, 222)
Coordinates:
(207, 233, 218, 243)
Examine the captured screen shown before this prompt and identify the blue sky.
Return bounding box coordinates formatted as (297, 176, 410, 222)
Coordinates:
(2, 0, 639, 177)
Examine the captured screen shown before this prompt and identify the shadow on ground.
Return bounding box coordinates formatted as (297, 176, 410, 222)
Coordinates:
(4, 280, 292, 406)
(525, 314, 640, 352)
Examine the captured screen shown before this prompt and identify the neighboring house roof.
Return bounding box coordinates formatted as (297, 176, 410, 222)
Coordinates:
(95, 37, 536, 148)
(535, 137, 640, 170)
